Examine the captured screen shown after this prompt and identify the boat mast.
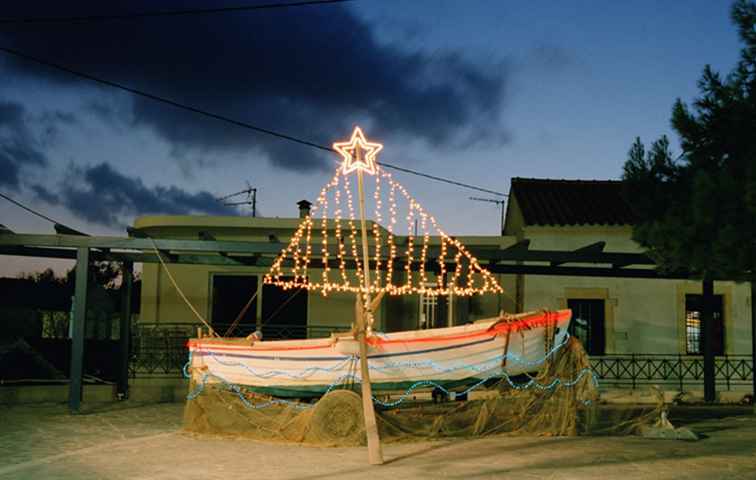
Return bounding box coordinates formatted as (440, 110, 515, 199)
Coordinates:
(333, 126, 384, 465)
(356, 152, 383, 466)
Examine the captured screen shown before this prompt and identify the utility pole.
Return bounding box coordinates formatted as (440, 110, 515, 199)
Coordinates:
(469, 196, 508, 235)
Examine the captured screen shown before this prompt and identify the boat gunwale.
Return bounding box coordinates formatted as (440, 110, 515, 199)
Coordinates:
(187, 309, 570, 354)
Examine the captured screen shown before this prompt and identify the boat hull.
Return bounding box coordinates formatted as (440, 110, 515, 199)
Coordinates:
(188, 309, 571, 397)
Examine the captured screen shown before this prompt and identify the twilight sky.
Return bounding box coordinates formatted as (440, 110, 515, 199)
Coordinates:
(0, 0, 743, 276)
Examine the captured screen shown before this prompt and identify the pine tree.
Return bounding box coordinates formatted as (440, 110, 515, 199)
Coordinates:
(622, 0, 756, 402)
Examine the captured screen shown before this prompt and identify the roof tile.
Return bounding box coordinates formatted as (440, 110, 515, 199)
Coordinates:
(510, 178, 636, 226)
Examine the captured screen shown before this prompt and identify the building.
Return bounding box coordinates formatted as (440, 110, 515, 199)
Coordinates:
(504, 178, 751, 358)
(135, 203, 517, 339)
(135, 179, 753, 395)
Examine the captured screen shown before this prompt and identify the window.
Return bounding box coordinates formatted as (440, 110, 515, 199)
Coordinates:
(567, 299, 605, 355)
(419, 290, 438, 329)
(685, 294, 724, 355)
(418, 283, 450, 329)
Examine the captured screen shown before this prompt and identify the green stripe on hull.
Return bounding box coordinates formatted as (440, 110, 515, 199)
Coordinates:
(241, 377, 486, 399)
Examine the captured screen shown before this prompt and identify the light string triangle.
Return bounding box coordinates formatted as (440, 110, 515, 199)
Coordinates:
(264, 127, 503, 298)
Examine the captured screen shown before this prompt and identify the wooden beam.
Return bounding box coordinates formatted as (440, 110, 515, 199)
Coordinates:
(126, 227, 147, 238)
(54, 223, 89, 236)
(155, 249, 178, 264)
(751, 281, 755, 409)
(198, 231, 216, 241)
(702, 279, 716, 402)
(551, 241, 605, 266)
(486, 264, 690, 279)
(118, 261, 133, 399)
(0, 232, 656, 267)
(69, 247, 89, 413)
(0, 233, 288, 254)
(501, 239, 530, 253)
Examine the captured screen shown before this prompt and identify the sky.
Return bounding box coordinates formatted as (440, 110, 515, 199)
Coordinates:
(0, 0, 744, 277)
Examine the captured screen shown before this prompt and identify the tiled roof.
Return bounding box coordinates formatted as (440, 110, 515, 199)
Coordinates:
(510, 178, 637, 226)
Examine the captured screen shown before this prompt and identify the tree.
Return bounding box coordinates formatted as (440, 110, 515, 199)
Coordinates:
(622, 0, 756, 402)
(65, 261, 121, 290)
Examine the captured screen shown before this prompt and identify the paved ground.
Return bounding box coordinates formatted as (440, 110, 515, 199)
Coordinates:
(1, 401, 755, 480)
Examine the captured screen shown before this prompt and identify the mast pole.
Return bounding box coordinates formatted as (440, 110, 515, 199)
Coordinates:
(356, 168, 384, 465)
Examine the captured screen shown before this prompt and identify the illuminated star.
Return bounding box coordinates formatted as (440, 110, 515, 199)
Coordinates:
(333, 126, 383, 176)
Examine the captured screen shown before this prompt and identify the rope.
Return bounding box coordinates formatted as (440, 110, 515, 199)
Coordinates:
(149, 238, 219, 337)
(223, 289, 260, 337)
(258, 286, 305, 329)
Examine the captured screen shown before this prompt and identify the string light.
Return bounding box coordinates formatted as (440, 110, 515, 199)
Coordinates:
(333, 126, 382, 176)
(264, 128, 504, 297)
(184, 334, 598, 410)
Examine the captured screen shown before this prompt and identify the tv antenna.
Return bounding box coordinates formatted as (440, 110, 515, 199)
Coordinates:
(469, 196, 507, 235)
(219, 181, 257, 217)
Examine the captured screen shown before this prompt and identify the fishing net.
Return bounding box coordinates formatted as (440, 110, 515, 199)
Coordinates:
(183, 337, 665, 446)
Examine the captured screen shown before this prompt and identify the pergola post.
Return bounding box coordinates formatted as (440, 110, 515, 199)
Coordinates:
(702, 278, 716, 403)
(751, 281, 755, 411)
(118, 261, 133, 399)
(69, 247, 89, 413)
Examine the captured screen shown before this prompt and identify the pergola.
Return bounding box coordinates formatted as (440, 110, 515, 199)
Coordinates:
(1, 226, 753, 411)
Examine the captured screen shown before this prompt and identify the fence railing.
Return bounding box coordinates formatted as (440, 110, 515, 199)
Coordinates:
(130, 324, 754, 390)
(590, 354, 753, 391)
(129, 323, 349, 377)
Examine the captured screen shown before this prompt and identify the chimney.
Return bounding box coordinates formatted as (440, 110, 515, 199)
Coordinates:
(297, 200, 312, 218)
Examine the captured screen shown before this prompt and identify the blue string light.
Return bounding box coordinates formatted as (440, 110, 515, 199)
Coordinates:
(367, 333, 570, 376)
(186, 368, 312, 410)
(206, 353, 357, 380)
(192, 332, 570, 383)
(182, 332, 599, 411)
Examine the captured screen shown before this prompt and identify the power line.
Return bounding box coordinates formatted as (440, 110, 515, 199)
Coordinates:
(0, 45, 508, 197)
(0, 191, 64, 225)
(387, 165, 506, 197)
(0, 0, 355, 25)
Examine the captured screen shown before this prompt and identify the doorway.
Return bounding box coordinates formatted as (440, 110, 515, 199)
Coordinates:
(261, 279, 308, 339)
(210, 275, 258, 336)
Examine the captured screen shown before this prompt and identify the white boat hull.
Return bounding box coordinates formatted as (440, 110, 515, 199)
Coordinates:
(188, 310, 571, 397)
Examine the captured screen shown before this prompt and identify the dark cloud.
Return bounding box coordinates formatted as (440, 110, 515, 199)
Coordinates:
(0, 100, 48, 188)
(0, 1, 508, 171)
(30, 183, 59, 203)
(43, 162, 235, 227)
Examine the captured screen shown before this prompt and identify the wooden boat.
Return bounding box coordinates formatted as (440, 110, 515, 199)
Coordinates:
(187, 309, 571, 398)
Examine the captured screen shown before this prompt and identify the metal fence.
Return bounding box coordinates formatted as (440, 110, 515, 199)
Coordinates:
(130, 324, 754, 390)
(129, 322, 349, 377)
(591, 354, 753, 391)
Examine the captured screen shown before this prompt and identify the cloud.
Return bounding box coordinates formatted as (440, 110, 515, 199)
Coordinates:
(36, 163, 235, 227)
(30, 184, 59, 204)
(0, 100, 48, 188)
(0, 1, 508, 172)
(529, 44, 575, 71)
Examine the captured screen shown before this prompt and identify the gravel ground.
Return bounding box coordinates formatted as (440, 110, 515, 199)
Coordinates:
(0, 401, 755, 480)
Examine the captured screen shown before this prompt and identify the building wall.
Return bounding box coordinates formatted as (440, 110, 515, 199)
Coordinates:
(520, 226, 753, 355)
(137, 216, 521, 336)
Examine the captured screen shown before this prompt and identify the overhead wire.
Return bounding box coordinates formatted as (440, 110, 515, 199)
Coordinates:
(0, 0, 355, 25)
(0, 45, 508, 198)
(0, 191, 71, 227)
